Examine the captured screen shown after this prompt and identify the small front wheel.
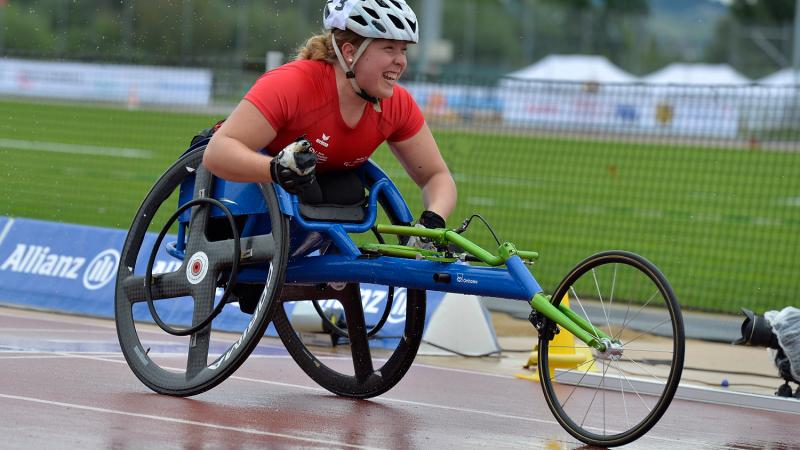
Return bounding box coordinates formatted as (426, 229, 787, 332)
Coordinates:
(539, 251, 684, 447)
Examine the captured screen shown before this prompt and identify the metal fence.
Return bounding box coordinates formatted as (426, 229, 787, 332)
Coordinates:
(408, 77, 800, 315)
(1, 57, 798, 314)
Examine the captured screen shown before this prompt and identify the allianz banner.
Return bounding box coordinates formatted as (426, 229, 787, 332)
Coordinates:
(0, 217, 444, 340)
(0, 217, 124, 315)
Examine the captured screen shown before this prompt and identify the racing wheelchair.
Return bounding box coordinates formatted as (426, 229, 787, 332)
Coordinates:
(115, 137, 685, 447)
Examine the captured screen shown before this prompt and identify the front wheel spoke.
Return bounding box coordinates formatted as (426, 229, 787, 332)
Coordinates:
(620, 317, 673, 348)
(621, 348, 675, 354)
(613, 360, 630, 428)
(569, 287, 601, 340)
(122, 271, 191, 303)
(591, 268, 612, 333)
(616, 290, 661, 339)
(623, 354, 667, 385)
(551, 357, 599, 383)
(554, 356, 599, 409)
(579, 361, 611, 428)
(617, 364, 654, 414)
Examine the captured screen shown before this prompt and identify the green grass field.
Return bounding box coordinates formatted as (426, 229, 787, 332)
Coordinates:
(1, 98, 798, 314)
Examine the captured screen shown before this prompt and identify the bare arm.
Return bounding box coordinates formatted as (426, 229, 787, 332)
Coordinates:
(203, 100, 278, 183)
(388, 122, 457, 219)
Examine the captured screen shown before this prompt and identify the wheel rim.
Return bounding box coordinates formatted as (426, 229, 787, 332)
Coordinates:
(274, 282, 426, 399)
(539, 251, 684, 446)
(114, 148, 288, 395)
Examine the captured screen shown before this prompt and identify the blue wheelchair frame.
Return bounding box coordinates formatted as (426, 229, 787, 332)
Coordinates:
(171, 158, 539, 297)
(166, 139, 605, 351)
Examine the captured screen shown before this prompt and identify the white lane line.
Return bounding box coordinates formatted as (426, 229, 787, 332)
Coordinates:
(0, 355, 82, 360)
(44, 354, 560, 427)
(0, 138, 153, 159)
(0, 393, 385, 450)
(11, 351, 707, 447)
(412, 362, 515, 380)
(195, 371, 708, 446)
(0, 218, 13, 247)
(226, 372, 559, 425)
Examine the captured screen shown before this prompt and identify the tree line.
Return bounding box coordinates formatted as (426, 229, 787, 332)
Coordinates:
(0, 0, 795, 79)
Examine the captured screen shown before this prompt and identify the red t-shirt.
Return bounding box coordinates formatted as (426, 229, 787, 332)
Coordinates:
(244, 59, 424, 172)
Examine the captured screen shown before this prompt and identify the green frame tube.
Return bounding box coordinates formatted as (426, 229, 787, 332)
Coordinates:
(558, 303, 614, 342)
(372, 224, 606, 350)
(530, 293, 607, 351)
(374, 224, 538, 266)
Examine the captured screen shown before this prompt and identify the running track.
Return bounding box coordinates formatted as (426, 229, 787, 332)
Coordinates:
(1, 306, 796, 449)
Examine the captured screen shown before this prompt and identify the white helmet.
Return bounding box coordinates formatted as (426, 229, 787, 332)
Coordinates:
(323, 0, 419, 43)
(322, 0, 418, 111)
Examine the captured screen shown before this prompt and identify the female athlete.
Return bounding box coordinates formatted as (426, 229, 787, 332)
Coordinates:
(203, 0, 456, 231)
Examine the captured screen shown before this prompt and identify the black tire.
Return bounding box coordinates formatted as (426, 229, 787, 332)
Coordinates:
(272, 196, 426, 399)
(538, 251, 684, 447)
(273, 283, 426, 399)
(114, 147, 289, 396)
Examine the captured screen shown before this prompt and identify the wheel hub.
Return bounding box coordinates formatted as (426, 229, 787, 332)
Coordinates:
(186, 251, 209, 284)
(592, 338, 624, 361)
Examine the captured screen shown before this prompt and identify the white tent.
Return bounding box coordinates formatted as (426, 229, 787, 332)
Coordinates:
(643, 63, 750, 85)
(499, 55, 642, 130)
(758, 68, 800, 85)
(504, 54, 638, 83)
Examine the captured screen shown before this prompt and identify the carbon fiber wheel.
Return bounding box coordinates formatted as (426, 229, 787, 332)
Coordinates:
(114, 147, 289, 396)
(272, 198, 427, 399)
(273, 283, 426, 399)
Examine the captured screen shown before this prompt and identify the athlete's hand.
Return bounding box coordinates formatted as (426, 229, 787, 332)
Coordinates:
(405, 210, 446, 250)
(269, 136, 317, 194)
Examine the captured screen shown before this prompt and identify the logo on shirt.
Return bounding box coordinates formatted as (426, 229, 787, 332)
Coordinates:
(343, 156, 369, 168)
(315, 133, 331, 148)
(310, 147, 328, 163)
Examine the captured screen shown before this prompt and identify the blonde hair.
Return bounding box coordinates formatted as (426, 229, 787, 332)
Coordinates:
(295, 29, 367, 62)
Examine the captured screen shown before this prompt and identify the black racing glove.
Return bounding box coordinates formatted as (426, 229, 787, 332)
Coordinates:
(406, 210, 446, 250)
(269, 136, 317, 195)
(418, 210, 446, 229)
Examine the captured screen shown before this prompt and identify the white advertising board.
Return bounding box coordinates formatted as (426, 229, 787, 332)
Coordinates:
(0, 58, 212, 106)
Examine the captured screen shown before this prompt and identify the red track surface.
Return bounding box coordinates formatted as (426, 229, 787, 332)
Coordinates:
(1, 306, 797, 449)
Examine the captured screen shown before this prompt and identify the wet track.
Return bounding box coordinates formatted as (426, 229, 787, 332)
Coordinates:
(1, 306, 798, 449)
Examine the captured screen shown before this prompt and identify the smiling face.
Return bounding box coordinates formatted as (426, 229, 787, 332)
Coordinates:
(351, 39, 409, 99)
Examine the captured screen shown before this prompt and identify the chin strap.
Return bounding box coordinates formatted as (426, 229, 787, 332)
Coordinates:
(332, 34, 382, 112)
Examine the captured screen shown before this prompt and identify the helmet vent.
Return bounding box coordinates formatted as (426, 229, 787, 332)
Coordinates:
(371, 20, 387, 33)
(389, 0, 403, 9)
(375, 0, 389, 8)
(350, 15, 368, 26)
(324, 5, 330, 19)
(363, 6, 381, 20)
(406, 19, 417, 34)
(387, 14, 405, 30)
